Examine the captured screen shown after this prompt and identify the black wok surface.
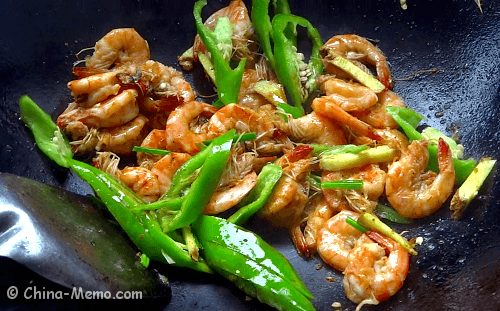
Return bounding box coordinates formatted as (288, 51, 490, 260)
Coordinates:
(1, 0, 499, 310)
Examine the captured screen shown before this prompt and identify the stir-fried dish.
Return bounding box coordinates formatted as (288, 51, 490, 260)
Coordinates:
(19, 0, 496, 310)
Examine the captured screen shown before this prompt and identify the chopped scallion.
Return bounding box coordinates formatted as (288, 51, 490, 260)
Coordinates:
(132, 146, 170, 155)
(321, 180, 364, 190)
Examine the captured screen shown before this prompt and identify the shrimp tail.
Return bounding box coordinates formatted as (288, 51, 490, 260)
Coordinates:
(437, 137, 454, 173)
(312, 97, 381, 141)
(289, 222, 311, 256)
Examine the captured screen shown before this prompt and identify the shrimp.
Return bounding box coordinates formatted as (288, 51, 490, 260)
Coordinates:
(321, 34, 393, 89)
(136, 60, 195, 112)
(95, 114, 149, 155)
(320, 78, 378, 112)
(85, 28, 150, 70)
(165, 101, 218, 155)
(57, 88, 139, 130)
(179, 0, 256, 70)
(260, 146, 314, 228)
(204, 171, 258, 215)
(92, 152, 160, 202)
(312, 97, 381, 141)
(69, 114, 148, 155)
(301, 194, 336, 255)
(286, 111, 347, 146)
(67, 71, 121, 107)
(385, 138, 456, 218)
(151, 152, 192, 195)
(206, 103, 293, 155)
(351, 89, 406, 129)
(343, 232, 410, 310)
(316, 210, 363, 271)
(322, 164, 386, 214)
(120, 166, 161, 203)
(137, 129, 167, 169)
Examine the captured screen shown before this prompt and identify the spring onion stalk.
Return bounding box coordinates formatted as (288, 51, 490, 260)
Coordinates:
(320, 145, 396, 171)
(321, 180, 364, 190)
(326, 54, 385, 93)
(450, 158, 496, 219)
(252, 80, 303, 119)
(346, 216, 369, 233)
(307, 144, 368, 157)
(357, 213, 417, 255)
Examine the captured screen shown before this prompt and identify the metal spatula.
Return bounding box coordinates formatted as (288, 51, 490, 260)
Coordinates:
(0, 173, 171, 301)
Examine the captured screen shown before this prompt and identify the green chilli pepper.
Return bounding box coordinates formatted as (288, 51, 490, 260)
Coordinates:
(227, 163, 283, 225)
(21, 96, 315, 310)
(69, 159, 213, 273)
(386, 106, 477, 185)
(162, 130, 235, 232)
(251, 0, 292, 69)
(19, 95, 212, 273)
(192, 215, 315, 311)
(19, 95, 73, 167)
(251, 0, 323, 114)
(272, 13, 323, 112)
(194, 0, 246, 106)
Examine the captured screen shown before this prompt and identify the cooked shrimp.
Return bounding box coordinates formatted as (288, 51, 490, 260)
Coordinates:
(165, 101, 218, 155)
(85, 28, 150, 69)
(260, 147, 314, 227)
(385, 138, 456, 218)
(312, 97, 381, 141)
(204, 171, 258, 215)
(57, 88, 139, 130)
(92, 151, 160, 202)
(321, 34, 392, 89)
(180, 0, 256, 70)
(120, 166, 161, 203)
(95, 114, 149, 155)
(302, 194, 336, 255)
(322, 164, 386, 214)
(286, 111, 347, 146)
(206, 103, 293, 155)
(316, 210, 363, 271)
(343, 232, 410, 310)
(151, 152, 192, 195)
(137, 129, 167, 169)
(137, 60, 195, 112)
(352, 89, 406, 129)
(67, 71, 121, 107)
(321, 78, 378, 112)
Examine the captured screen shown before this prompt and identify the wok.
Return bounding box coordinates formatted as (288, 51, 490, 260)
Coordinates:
(1, 0, 499, 310)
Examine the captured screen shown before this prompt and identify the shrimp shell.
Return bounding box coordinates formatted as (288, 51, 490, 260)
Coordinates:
(57, 88, 140, 130)
(321, 78, 378, 112)
(85, 28, 150, 69)
(316, 210, 363, 271)
(351, 89, 407, 129)
(165, 101, 218, 155)
(385, 138, 456, 218)
(343, 232, 410, 309)
(321, 34, 393, 89)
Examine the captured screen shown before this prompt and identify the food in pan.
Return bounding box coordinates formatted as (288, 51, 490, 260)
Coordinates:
(19, 0, 495, 310)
